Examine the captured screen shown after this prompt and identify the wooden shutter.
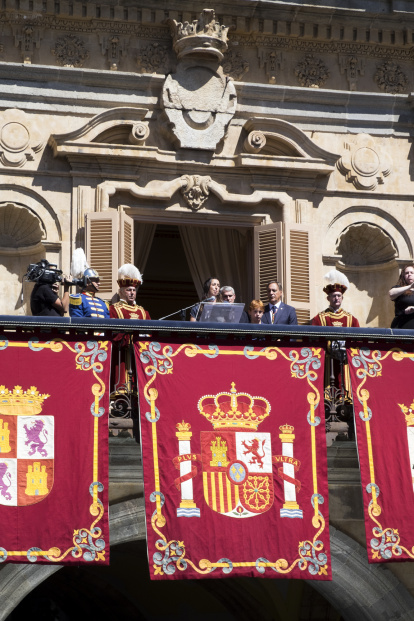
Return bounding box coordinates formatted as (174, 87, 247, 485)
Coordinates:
(119, 211, 134, 266)
(253, 223, 283, 300)
(85, 211, 118, 297)
(284, 223, 314, 325)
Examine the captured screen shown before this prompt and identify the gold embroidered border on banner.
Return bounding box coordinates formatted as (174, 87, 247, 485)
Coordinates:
(140, 341, 328, 577)
(349, 347, 414, 561)
(0, 337, 109, 563)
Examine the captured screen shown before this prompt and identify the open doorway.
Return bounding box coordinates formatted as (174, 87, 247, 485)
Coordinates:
(135, 223, 253, 320)
(137, 224, 198, 320)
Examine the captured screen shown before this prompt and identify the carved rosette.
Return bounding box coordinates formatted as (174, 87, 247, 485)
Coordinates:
(337, 134, 392, 190)
(181, 175, 211, 210)
(222, 49, 249, 81)
(0, 109, 45, 168)
(51, 35, 89, 68)
(295, 54, 329, 88)
(374, 61, 408, 94)
(136, 43, 170, 74)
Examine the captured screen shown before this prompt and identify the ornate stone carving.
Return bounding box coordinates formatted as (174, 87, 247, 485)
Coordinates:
(374, 61, 408, 94)
(222, 49, 249, 81)
(99, 34, 128, 71)
(295, 54, 329, 88)
(181, 175, 211, 210)
(339, 55, 364, 91)
(12, 25, 42, 64)
(168, 9, 231, 62)
(0, 202, 44, 248)
(337, 134, 392, 190)
(161, 10, 236, 151)
(258, 50, 284, 84)
(0, 109, 45, 168)
(136, 43, 170, 74)
(51, 35, 89, 68)
(129, 122, 149, 145)
(336, 223, 397, 266)
(244, 131, 266, 154)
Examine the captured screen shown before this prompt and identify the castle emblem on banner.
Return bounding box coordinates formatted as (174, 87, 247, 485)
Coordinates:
(173, 383, 303, 519)
(0, 386, 54, 506)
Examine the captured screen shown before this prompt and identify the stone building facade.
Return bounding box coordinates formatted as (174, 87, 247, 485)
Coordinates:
(1, 0, 413, 325)
(2, 0, 414, 618)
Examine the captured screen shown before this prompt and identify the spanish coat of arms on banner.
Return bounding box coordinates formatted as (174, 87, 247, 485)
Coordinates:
(135, 338, 331, 580)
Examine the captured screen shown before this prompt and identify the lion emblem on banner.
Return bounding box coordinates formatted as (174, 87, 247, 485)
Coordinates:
(172, 383, 303, 519)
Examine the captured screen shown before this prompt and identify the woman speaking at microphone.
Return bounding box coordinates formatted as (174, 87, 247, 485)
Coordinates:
(190, 277, 220, 322)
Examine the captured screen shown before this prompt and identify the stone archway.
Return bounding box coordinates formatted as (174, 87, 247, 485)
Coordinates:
(1, 499, 413, 621)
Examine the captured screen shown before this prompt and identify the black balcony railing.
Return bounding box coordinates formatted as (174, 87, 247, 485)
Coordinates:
(1, 315, 411, 443)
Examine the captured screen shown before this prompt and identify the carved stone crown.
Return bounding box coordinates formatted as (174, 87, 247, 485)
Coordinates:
(198, 382, 270, 430)
(168, 9, 231, 61)
(0, 386, 49, 416)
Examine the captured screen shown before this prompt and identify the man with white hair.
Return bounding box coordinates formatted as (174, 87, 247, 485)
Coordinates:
(109, 264, 150, 319)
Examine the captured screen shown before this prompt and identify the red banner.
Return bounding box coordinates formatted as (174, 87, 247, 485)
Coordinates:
(0, 334, 111, 565)
(348, 345, 414, 563)
(135, 338, 331, 580)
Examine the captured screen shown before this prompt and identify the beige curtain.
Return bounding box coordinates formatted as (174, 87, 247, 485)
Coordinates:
(134, 223, 156, 275)
(179, 226, 251, 304)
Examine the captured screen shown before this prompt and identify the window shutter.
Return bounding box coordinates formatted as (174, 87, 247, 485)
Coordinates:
(119, 211, 134, 266)
(284, 224, 314, 325)
(85, 211, 119, 298)
(253, 223, 283, 300)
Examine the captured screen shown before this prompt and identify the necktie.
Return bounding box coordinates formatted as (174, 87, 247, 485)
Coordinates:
(272, 305, 277, 324)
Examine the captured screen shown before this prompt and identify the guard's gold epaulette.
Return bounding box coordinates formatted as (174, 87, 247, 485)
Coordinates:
(69, 294, 82, 306)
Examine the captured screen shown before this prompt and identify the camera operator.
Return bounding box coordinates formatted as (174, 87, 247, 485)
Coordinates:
(30, 278, 71, 316)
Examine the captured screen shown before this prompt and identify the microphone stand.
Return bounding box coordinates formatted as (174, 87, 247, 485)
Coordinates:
(158, 298, 215, 321)
(158, 302, 199, 321)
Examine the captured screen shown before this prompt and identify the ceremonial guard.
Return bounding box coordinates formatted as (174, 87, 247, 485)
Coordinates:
(68, 249, 110, 319)
(311, 270, 360, 438)
(109, 264, 150, 399)
(311, 270, 359, 328)
(109, 264, 150, 320)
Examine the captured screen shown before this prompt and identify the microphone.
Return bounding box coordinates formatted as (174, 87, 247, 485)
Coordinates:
(203, 296, 216, 303)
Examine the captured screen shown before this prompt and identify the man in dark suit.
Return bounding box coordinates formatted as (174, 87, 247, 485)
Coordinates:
(261, 281, 297, 325)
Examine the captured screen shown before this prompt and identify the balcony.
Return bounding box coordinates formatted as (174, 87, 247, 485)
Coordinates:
(1, 316, 414, 620)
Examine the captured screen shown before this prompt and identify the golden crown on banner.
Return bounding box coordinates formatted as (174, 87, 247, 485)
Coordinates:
(0, 386, 49, 416)
(279, 424, 294, 434)
(198, 382, 270, 430)
(398, 400, 414, 426)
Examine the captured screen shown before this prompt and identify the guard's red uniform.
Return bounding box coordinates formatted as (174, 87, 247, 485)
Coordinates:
(109, 301, 151, 394)
(311, 308, 359, 328)
(109, 301, 151, 320)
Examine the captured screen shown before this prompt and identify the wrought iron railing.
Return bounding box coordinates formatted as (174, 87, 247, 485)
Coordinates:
(1, 315, 411, 442)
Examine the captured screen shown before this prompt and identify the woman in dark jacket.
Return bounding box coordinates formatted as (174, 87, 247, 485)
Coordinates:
(389, 263, 414, 328)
